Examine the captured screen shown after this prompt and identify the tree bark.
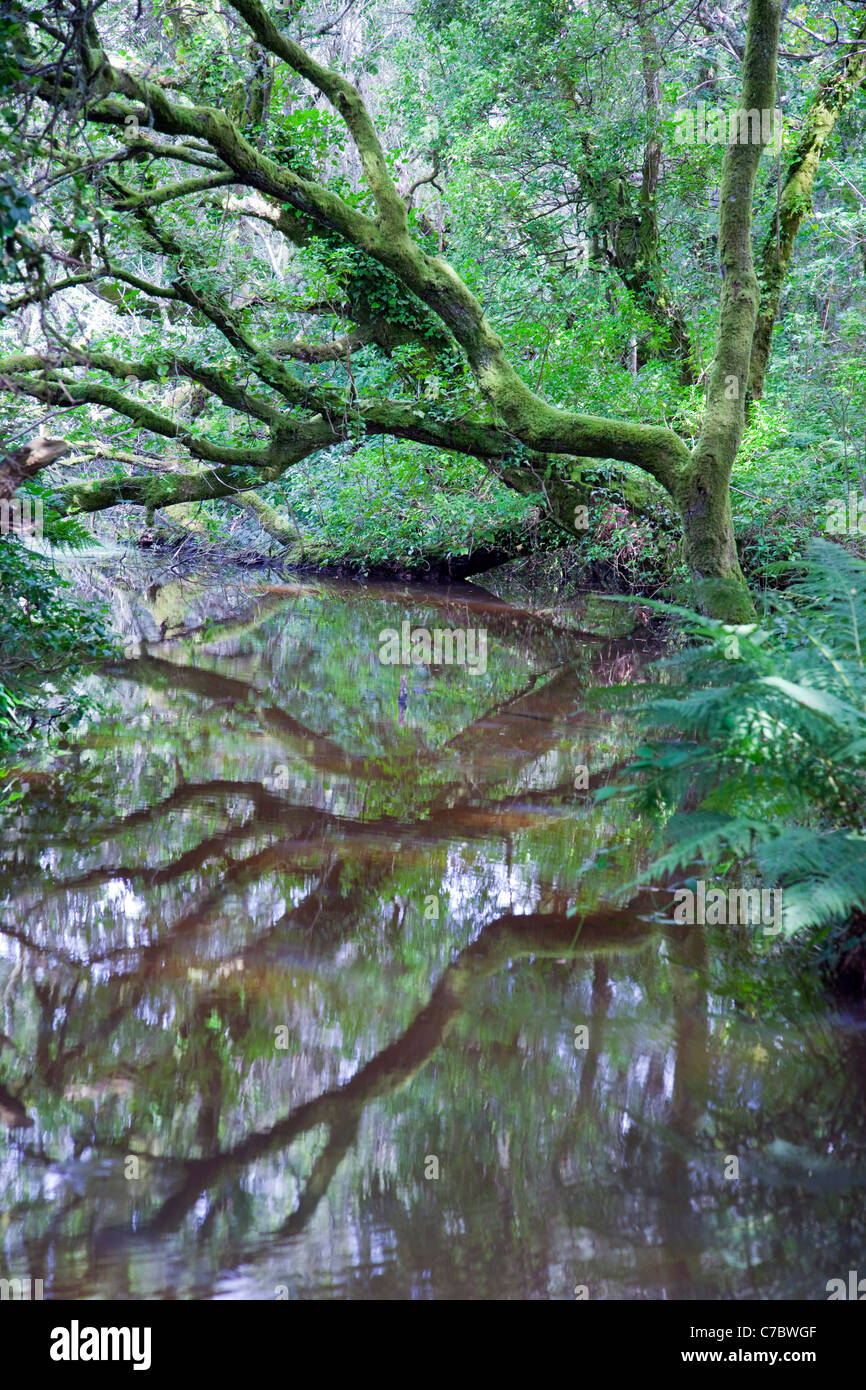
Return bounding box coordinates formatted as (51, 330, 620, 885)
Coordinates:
(748, 15, 866, 405)
(679, 0, 781, 622)
(0, 437, 70, 504)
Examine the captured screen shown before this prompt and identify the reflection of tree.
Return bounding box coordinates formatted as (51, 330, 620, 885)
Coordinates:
(114, 622, 636, 790)
(0, 578, 665, 1243)
(141, 904, 658, 1237)
(2, 586, 647, 985)
(144, 576, 615, 661)
(6, 580, 859, 1298)
(657, 922, 710, 1299)
(1, 857, 371, 1106)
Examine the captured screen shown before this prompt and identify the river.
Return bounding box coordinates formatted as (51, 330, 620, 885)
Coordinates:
(1, 559, 864, 1299)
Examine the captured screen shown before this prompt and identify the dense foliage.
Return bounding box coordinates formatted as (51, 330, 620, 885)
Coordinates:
(0, 499, 115, 771)
(0, 0, 862, 620)
(599, 541, 866, 977)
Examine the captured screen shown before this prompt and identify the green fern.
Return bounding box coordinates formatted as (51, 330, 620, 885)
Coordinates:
(598, 540, 866, 943)
(0, 535, 116, 760)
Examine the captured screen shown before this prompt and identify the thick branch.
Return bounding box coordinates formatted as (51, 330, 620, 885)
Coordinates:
(270, 327, 375, 362)
(0, 364, 270, 467)
(111, 171, 237, 211)
(0, 437, 71, 503)
(226, 0, 409, 238)
(64, 33, 690, 495)
(49, 459, 291, 516)
(748, 15, 866, 403)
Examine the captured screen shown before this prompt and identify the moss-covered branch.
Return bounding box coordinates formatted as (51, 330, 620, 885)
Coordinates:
(12, 0, 798, 616)
(0, 364, 270, 468)
(226, 0, 409, 239)
(110, 171, 237, 211)
(49, 462, 287, 516)
(748, 15, 866, 404)
(62, 27, 690, 494)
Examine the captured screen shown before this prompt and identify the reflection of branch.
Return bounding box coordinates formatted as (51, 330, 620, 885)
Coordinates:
(18, 753, 580, 902)
(0, 838, 335, 970)
(118, 655, 371, 780)
(145, 901, 658, 1236)
(380, 585, 612, 654)
(8, 659, 639, 914)
(0, 921, 106, 970)
(127, 585, 297, 649)
(30, 816, 281, 903)
(44, 776, 284, 846)
(0, 1081, 33, 1129)
(439, 662, 600, 775)
(7, 864, 368, 1102)
(132, 845, 348, 974)
(443, 662, 566, 740)
(1, 948, 23, 1016)
(22, 781, 621, 929)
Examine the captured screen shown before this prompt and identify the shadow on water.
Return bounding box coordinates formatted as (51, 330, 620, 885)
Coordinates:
(1, 559, 865, 1299)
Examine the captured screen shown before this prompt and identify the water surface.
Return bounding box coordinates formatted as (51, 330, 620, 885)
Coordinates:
(1, 563, 864, 1299)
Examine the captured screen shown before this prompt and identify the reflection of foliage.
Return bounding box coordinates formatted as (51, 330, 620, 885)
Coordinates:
(1, 577, 863, 1299)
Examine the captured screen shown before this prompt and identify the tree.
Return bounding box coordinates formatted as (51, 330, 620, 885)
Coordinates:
(1, 0, 859, 619)
(747, 12, 866, 406)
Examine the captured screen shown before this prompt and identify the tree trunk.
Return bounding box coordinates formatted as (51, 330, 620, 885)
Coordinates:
(748, 16, 866, 405)
(682, 0, 782, 621)
(675, 465, 754, 621)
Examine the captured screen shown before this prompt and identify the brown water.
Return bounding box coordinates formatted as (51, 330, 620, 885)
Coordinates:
(1, 563, 865, 1300)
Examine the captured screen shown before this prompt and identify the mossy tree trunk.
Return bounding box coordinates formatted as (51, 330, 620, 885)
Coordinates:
(677, 0, 782, 621)
(747, 15, 866, 406)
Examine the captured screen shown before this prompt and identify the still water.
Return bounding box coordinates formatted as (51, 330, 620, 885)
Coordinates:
(1, 562, 865, 1299)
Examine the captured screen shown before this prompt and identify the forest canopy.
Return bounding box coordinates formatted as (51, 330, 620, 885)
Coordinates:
(1, 0, 865, 617)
